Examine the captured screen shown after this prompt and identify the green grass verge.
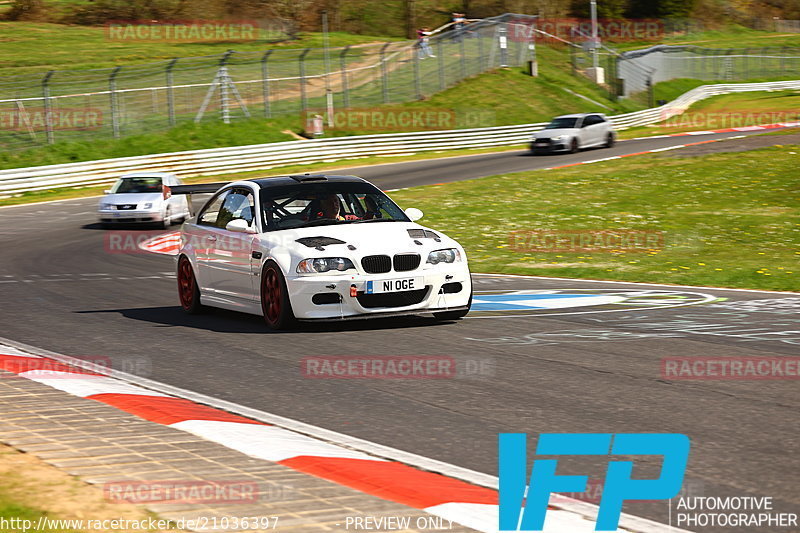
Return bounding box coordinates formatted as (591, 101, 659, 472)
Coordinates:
(388, 144, 800, 292)
(614, 25, 800, 51)
(0, 500, 80, 533)
(0, 117, 299, 170)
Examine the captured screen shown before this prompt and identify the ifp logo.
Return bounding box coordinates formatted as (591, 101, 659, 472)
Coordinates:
(499, 433, 690, 531)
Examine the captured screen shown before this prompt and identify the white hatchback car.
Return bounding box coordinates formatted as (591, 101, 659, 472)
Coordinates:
(98, 172, 192, 228)
(530, 113, 616, 154)
(174, 174, 472, 329)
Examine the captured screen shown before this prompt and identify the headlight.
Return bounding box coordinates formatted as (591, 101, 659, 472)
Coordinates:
(100, 203, 113, 210)
(426, 248, 461, 265)
(297, 257, 355, 273)
(553, 135, 567, 141)
(142, 202, 153, 209)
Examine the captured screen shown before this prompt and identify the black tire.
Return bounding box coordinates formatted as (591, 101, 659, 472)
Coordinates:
(605, 133, 615, 148)
(260, 261, 297, 330)
(569, 138, 579, 153)
(177, 255, 205, 314)
(433, 289, 472, 321)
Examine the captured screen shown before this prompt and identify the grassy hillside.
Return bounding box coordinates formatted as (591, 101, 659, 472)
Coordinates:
(0, 23, 399, 77)
(614, 25, 800, 51)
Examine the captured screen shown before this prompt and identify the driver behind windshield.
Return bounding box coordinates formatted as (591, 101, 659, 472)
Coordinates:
(311, 194, 343, 220)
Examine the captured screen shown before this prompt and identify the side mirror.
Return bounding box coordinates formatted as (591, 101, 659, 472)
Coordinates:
(405, 207, 424, 222)
(226, 219, 257, 234)
(103, 190, 111, 194)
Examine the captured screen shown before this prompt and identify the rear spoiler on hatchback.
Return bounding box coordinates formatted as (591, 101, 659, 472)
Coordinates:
(168, 182, 230, 195)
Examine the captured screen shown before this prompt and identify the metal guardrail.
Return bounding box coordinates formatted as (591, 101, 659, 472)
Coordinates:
(2, 79, 799, 196)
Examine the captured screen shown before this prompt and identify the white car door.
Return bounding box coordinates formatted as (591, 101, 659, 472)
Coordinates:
(585, 115, 604, 146)
(192, 189, 230, 292)
(205, 187, 258, 303)
(575, 116, 590, 147)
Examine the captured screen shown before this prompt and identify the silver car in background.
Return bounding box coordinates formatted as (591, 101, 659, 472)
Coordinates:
(98, 172, 191, 228)
(530, 113, 616, 154)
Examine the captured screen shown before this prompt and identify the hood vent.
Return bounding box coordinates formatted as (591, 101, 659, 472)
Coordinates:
(407, 229, 441, 241)
(296, 237, 346, 250)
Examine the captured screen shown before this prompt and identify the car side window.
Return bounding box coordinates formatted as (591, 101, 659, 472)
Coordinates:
(217, 188, 255, 230)
(197, 190, 229, 227)
(585, 115, 602, 126)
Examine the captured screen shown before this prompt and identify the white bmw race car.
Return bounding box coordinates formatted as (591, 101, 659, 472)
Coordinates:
(173, 174, 472, 329)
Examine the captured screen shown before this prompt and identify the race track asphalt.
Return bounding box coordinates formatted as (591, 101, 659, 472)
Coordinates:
(1, 129, 798, 531)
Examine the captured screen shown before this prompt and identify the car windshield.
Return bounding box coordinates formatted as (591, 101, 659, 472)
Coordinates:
(111, 177, 163, 194)
(545, 117, 579, 129)
(261, 182, 409, 230)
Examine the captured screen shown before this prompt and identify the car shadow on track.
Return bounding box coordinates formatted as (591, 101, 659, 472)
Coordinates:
(77, 306, 455, 334)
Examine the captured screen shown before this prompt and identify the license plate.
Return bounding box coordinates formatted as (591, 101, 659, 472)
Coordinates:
(366, 277, 423, 294)
(534, 142, 548, 146)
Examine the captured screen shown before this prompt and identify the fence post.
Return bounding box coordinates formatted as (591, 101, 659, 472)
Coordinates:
(299, 48, 310, 113)
(743, 47, 748, 79)
(477, 28, 485, 72)
(41, 70, 55, 145)
(109, 66, 122, 139)
(437, 39, 445, 90)
(380, 42, 391, 104)
(219, 50, 234, 124)
(413, 49, 422, 100)
(261, 50, 273, 118)
(459, 36, 467, 80)
(166, 58, 177, 126)
(339, 46, 350, 108)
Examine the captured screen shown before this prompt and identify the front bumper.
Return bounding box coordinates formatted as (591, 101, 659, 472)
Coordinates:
(285, 265, 471, 320)
(99, 209, 163, 224)
(530, 140, 568, 152)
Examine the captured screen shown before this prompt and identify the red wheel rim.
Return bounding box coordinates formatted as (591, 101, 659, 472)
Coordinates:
(178, 258, 195, 310)
(263, 268, 281, 324)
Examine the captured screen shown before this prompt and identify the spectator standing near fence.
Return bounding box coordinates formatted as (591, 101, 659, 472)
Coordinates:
(452, 12, 466, 41)
(417, 28, 435, 58)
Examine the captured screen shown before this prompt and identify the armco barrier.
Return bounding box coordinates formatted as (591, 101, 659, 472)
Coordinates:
(1, 79, 799, 196)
